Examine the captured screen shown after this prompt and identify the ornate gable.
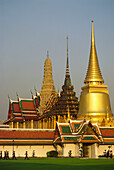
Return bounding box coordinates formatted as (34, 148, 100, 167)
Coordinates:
(78, 121, 100, 136)
(70, 120, 84, 133)
(80, 135, 100, 143)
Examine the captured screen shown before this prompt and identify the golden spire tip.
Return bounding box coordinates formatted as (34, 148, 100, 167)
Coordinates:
(47, 51, 49, 58)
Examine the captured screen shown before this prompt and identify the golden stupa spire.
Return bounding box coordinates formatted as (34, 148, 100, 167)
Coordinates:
(66, 36, 69, 76)
(84, 21, 104, 84)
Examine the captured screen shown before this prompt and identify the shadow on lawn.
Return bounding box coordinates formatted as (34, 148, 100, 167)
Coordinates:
(0, 162, 114, 170)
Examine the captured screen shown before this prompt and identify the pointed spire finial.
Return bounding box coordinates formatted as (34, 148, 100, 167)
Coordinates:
(8, 94, 12, 103)
(47, 51, 49, 58)
(16, 92, 19, 101)
(91, 20, 95, 45)
(84, 21, 104, 84)
(66, 36, 69, 76)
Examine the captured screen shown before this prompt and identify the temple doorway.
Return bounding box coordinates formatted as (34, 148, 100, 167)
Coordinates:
(83, 143, 97, 158)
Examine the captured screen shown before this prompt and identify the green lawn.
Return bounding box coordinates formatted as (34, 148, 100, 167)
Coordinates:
(0, 158, 114, 170)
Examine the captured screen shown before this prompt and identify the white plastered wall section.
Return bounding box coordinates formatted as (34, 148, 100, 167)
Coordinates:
(63, 144, 79, 157)
(97, 145, 114, 157)
(0, 145, 55, 157)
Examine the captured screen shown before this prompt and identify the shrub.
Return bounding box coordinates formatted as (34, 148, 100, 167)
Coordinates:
(47, 150, 58, 157)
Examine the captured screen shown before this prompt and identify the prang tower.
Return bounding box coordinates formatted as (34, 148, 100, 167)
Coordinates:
(77, 21, 113, 125)
(39, 52, 57, 113)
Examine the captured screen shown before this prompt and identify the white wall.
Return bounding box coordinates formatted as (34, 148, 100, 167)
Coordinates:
(0, 143, 114, 158)
(0, 145, 55, 157)
(63, 144, 79, 157)
(97, 145, 114, 157)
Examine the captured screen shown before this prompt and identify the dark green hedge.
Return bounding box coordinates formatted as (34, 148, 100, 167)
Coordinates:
(47, 150, 58, 157)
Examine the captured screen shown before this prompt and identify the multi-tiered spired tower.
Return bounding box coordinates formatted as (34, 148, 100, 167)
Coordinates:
(39, 52, 57, 113)
(77, 21, 113, 125)
(51, 37, 79, 120)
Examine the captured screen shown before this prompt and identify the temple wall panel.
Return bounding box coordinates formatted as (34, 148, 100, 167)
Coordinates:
(97, 145, 114, 157)
(0, 145, 55, 157)
(63, 144, 78, 157)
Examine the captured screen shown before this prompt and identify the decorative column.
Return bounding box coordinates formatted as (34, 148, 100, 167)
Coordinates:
(31, 120, 33, 129)
(50, 118, 52, 129)
(54, 116, 56, 129)
(10, 121, 13, 128)
(16, 122, 19, 128)
(58, 115, 60, 123)
(43, 119, 45, 129)
(49, 118, 51, 129)
(23, 120, 25, 129)
(44, 119, 47, 129)
(38, 120, 39, 129)
(39, 120, 42, 129)
(47, 118, 49, 129)
(63, 115, 66, 123)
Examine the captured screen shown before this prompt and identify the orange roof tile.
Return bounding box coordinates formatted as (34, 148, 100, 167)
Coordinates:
(0, 130, 55, 139)
(22, 101, 35, 110)
(100, 128, 114, 137)
(13, 103, 21, 112)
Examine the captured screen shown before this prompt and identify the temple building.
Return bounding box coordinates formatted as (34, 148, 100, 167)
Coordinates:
(0, 120, 114, 158)
(3, 90, 40, 128)
(48, 37, 79, 119)
(36, 37, 79, 129)
(77, 21, 114, 126)
(1, 21, 114, 158)
(39, 51, 58, 114)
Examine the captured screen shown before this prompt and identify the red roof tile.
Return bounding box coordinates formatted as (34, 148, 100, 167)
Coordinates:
(0, 130, 55, 139)
(100, 128, 114, 137)
(22, 101, 35, 110)
(0, 140, 53, 144)
(8, 103, 12, 119)
(13, 103, 21, 113)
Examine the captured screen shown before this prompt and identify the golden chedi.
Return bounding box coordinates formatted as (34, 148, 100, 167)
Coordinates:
(77, 21, 113, 126)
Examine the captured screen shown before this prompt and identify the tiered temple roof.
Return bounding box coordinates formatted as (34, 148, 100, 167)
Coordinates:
(47, 37, 79, 118)
(4, 90, 40, 124)
(54, 120, 104, 144)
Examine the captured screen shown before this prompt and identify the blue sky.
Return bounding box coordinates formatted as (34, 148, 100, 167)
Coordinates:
(0, 0, 114, 121)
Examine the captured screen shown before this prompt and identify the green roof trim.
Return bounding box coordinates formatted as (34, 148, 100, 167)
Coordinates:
(64, 137, 79, 141)
(34, 98, 38, 108)
(11, 102, 20, 113)
(103, 142, 114, 145)
(82, 136, 97, 141)
(79, 125, 87, 133)
(74, 123, 80, 131)
(61, 126, 71, 134)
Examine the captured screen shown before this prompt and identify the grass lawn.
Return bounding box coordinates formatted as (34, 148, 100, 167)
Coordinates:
(0, 158, 114, 170)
